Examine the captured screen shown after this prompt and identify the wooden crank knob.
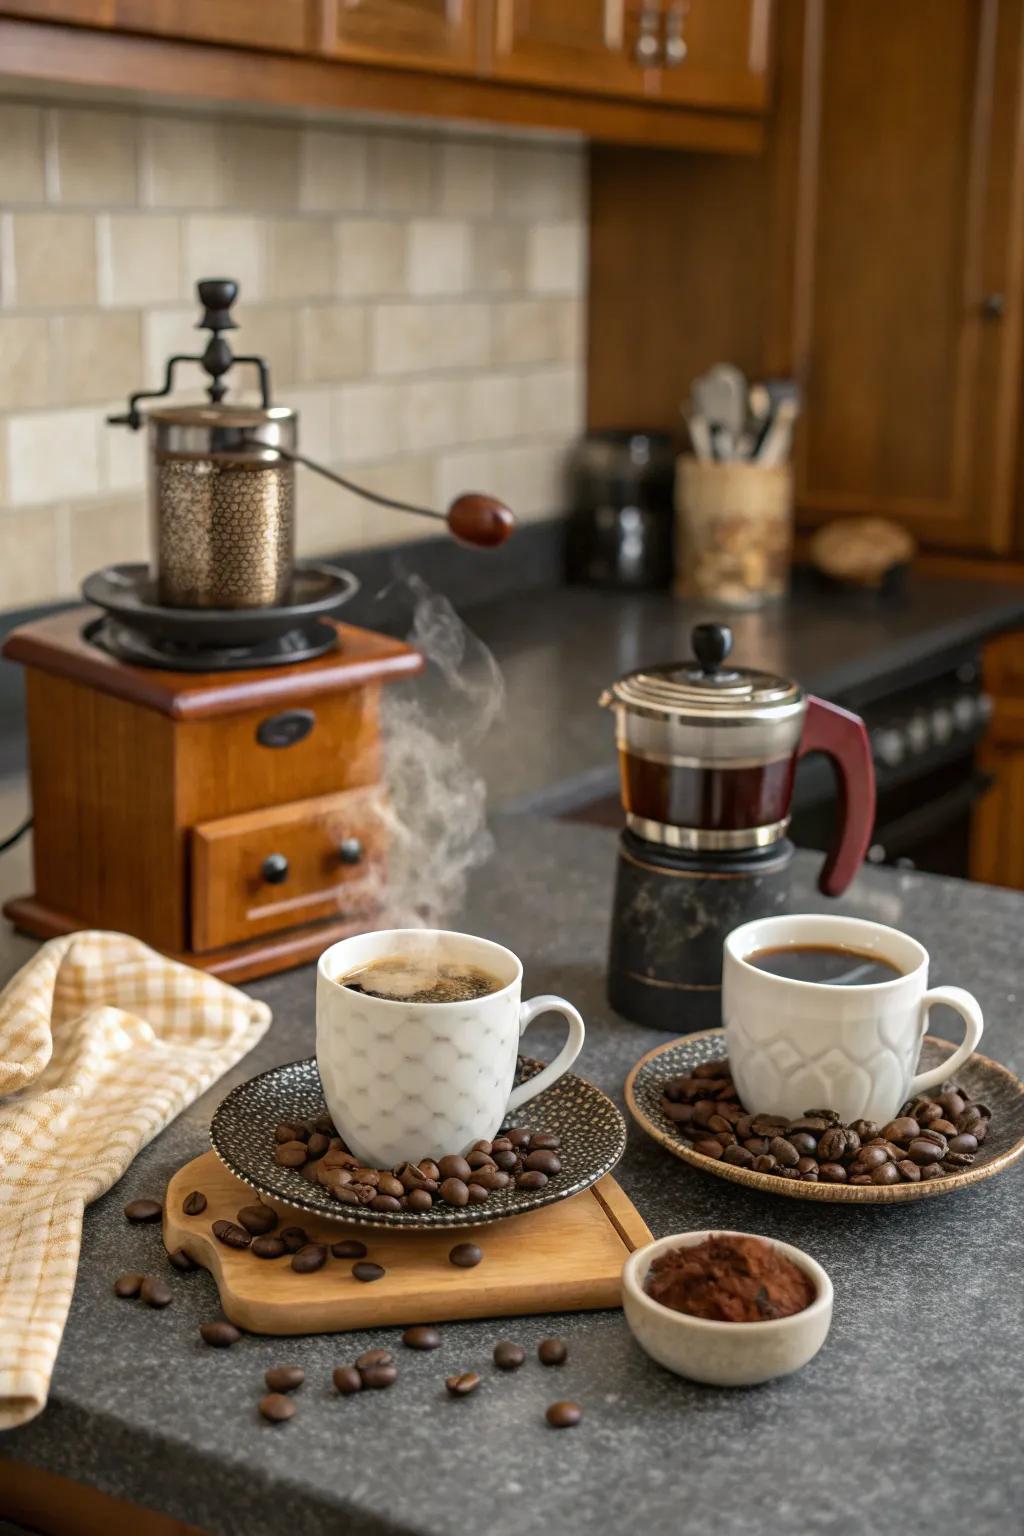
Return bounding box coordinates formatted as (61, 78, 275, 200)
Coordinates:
(446, 493, 515, 548)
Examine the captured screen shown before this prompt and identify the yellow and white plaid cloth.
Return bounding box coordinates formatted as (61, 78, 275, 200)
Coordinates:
(0, 930, 270, 1429)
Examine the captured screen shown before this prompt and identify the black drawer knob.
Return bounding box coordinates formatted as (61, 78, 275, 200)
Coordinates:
(338, 837, 363, 865)
(261, 853, 289, 885)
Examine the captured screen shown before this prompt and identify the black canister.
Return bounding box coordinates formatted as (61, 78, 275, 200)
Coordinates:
(566, 430, 674, 590)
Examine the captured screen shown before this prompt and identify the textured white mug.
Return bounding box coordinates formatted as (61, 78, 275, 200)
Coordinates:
(722, 913, 983, 1126)
(316, 928, 585, 1167)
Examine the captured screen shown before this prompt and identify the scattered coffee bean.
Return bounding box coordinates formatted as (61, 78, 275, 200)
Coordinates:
(353, 1262, 385, 1283)
(446, 1371, 481, 1396)
(124, 1199, 162, 1224)
(237, 1204, 278, 1236)
(140, 1276, 172, 1309)
(438, 1155, 472, 1182)
(406, 1189, 433, 1212)
(182, 1191, 207, 1216)
(404, 1325, 441, 1350)
(291, 1244, 327, 1274)
(275, 1141, 309, 1168)
(493, 1341, 525, 1371)
(361, 1363, 398, 1389)
(546, 1400, 582, 1428)
(333, 1365, 363, 1394)
(356, 1347, 393, 1369)
(251, 1235, 286, 1260)
(449, 1242, 482, 1268)
(524, 1149, 562, 1175)
(168, 1247, 197, 1273)
(438, 1177, 470, 1207)
(113, 1272, 144, 1299)
(507, 1129, 532, 1147)
(259, 1393, 295, 1423)
(306, 1132, 329, 1159)
(200, 1321, 240, 1348)
(538, 1337, 567, 1365)
(331, 1239, 367, 1259)
(265, 1366, 304, 1393)
(516, 1170, 548, 1190)
(531, 1132, 561, 1150)
(279, 1227, 308, 1253)
(212, 1220, 251, 1250)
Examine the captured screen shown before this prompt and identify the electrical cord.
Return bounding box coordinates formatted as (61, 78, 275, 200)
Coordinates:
(0, 815, 32, 854)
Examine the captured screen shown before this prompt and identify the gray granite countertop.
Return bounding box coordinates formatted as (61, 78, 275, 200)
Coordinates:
(3, 816, 1023, 1536)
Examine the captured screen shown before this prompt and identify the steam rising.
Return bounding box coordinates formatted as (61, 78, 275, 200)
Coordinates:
(371, 574, 504, 929)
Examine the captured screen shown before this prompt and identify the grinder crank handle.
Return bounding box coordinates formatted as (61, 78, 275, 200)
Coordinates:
(798, 696, 876, 897)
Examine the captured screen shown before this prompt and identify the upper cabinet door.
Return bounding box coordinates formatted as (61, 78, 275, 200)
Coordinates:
(653, 0, 773, 112)
(115, 0, 319, 52)
(319, 0, 481, 74)
(486, 1, 662, 101)
(795, 0, 1024, 553)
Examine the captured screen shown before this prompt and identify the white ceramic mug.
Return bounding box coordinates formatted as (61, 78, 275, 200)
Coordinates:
(315, 928, 585, 1167)
(722, 913, 984, 1125)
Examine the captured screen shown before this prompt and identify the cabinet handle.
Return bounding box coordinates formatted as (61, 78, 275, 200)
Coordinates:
(338, 836, 364, 865)
(261, 853, 289, 885)
(663, 1, 689, 66)
(981, 292, 1006, 319)
(633, 4, 661, 65)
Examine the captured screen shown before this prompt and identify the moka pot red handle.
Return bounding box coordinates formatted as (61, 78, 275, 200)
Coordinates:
(797, 696, 876, 896)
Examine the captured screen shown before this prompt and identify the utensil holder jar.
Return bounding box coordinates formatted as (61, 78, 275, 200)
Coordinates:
(675, 457, 793, 609)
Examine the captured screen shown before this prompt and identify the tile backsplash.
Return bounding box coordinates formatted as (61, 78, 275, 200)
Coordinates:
(0, 100, 587, 613)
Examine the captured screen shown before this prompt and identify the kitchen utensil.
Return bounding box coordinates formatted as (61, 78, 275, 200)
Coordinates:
(754, 397, 798, 466)
(683, 412, 713, 463)
(625, 1030, 1024, 1202)
(566, 429, 675, 589)
(692, 363, 748, 445)
(675, 457, 793, 607)
(621, 1230, 832, 1386)
(165, 1149, 650, 1334)
(210, 1055, 627, 1229)
(600, 622, 876, 1030)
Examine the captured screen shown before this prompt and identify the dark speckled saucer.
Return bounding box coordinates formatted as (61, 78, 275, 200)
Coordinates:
(626, 1029, 1024, 1204)
(210, 1056, 627, 1230)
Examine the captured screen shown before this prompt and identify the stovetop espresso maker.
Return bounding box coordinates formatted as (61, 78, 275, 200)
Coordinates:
(601, 622, 876, 1029)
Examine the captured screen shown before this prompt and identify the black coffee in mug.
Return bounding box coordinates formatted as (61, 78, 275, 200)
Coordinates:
(747, 943, 904, 986)
(340, 956, 502, 1004)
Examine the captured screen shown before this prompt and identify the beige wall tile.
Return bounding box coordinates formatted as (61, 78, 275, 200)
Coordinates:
(143, 115, 224, 209)
(0, 506, 62, 607)
(222, 121, 300, 211)
(469, 224, 527, 294)
(142, 307, 196, 387)
(54, 107, 138, 206)
(334, 380, 402, 463)
(497, 144, 586, 221)
(372, 302, 490, 374)
(102, 213, 181, 306)
(99, 405, 146, 494)
(462, 373, 520, 443)
(518, 366, 584, 438)
(283, 386, 332, 462)
(296, 453, 436, 554)
(267, 218, 333, 300)
(526, 220, 586, 295)
(398, 377, 464, 452)
(406, 219, 470, 297)
(183, 215, 264, 300)
(0, 104, 45, 203)
(10, 213, 97, 308)
(56, 311, 142, 405)
(4, 409, 100, 505)
(437, 440, 568, 520)
(553, 296, 585, 363)
(0, 315, 50, 410)
(367, 134, 435, 214)
(300, 129, 367, 213)
(491, 298, 583, 366)
(68, 494, 148, 585)
(335, 219, 406, 298)
(438, 142, 495, 217)
(236, 304, 298, 390)
(298, 304, 367, 384)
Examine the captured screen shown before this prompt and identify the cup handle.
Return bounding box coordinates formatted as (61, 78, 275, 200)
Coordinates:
(908, 986, 984, 1098)
(505, 995, 586, 1114)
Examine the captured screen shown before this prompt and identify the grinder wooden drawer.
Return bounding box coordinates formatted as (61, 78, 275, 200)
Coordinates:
(191, 788, 384, 952)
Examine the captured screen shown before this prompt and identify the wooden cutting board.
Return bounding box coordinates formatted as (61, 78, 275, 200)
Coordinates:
(164, 1150, 652, 1335)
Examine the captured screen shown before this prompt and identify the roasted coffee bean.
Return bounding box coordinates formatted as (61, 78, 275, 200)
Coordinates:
(182, 1191, 207, 1216)
(743, 1137, 771, 1158)
(795, 1156, 818, 1174)
(265, 1366, 304, 1393)
(957, 1105, 984, 1131)
(446, 1372, 481, 1396)
(947, 1133, 978, 1155)
(449, 1242, 482, 1268)
(494, 1340, 526, 1371)
(524, 1149, 561, 1175)
(350, 1183, 378, 1206)
(124, 1199, 162, 1224)
(734, 1115, 756, 1140)
(168, 1247, 197, 1273)
(419, 1158, 442, 1180)
(803, 1108, 841, 1124)
(212, 1220, 251, 1250)
(438, 1155, 472, 1182)
(693, 1059, 729, 1079)
(691, 1101, 717, 1128)
(275, 1141, 309, 1168)
(491, 1137, 513, 1152)
(818, 1162, 847, 1183)
(140, 1276, 172, 1308)
(871, 1163, 900, 1185)
(466, 1184, 489, 1205)
(855, 1146, 890, 1171)
(531, 1131, 561, 1150)
(751, 1114, 789, 1135)
(818, 1127, 859, 1161)
(787, 1117, 829, 1135)
(938, 1091, 966, 1120)
(788, 1132, 819, 1157)
(275, 1122, 301, 1143)
(752, 1154, 778, 1173)
(395, 1161, 427, 1191)
(467, 1150, 497, 1171)
(113, 1272, 144, 1298)
(799, 1170, 819, 1183)
(929, 1119, 958, 1137)
(237, 1203, 277, 1236)
(897, 1160, 921, 1182)
(306, 1132, 329, 1160)
(200, 1320, 240, 1348)
(775, 1167, 800, 1180)
(881, 1117, 919, 1143)
(972, 1119, 989, 1144)
(546, 1400, 583, 1429)
(907, 1138, 944, 1166)
(403, 1325, 441, 1350)
(331, 1239, 367, 1259)
(352, 1168, 381, 1188)
(314, 1112, 336, 1135)
(470, 1139, 493, 1154)
(439, 1177, 470, 1207)
(356, 1347, 393, 1370)
(769, 1137, 799, 1168)
(361, 1363, 398, 1389)
(693, 1138, 724, 1160)
(251, 1236, 286, 1260)
(376, 1174, 405, 1199)
(406, 1188, 434, 1212)
(850, 1120, 879, 1141)
(722, 1144, 754, 1168)
(539, 1337, 567, 1366)
(371, 1195, 403, 1212)
(944, 1151, 975, 1168)
(259, 1393, 295, 1423)
(915, 1127, 949, 1150)
(850, 1173, 873, 1185)
(291, 1244, 327, 1274)
(333, 1365, 363, 1394)
(706, 1114, 733, 1135)
(516, 1170, 548, 1190)
(492, 1149, 520, 1170)
(353, 1262, 385, 1283)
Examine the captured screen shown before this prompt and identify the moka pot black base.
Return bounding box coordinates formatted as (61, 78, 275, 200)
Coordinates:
(606, 829, 794, 1032)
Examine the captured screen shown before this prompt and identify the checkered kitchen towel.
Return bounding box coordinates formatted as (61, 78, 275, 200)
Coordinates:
(0, 931, 270, 1429)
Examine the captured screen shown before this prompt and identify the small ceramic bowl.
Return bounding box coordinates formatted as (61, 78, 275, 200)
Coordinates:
(621, 1229, 833, 1387)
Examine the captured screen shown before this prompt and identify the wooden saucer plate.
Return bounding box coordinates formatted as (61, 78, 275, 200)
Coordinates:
(210, 1055, 627, 1230)
(625, 1029, 1024, 1204)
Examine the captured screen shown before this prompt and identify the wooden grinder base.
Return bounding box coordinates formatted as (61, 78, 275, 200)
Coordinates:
(165, 1151, 652, 1335)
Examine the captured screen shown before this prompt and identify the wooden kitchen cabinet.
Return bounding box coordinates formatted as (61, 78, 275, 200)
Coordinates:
(971, 632, 1024, 888)
(114, 0, 319, 52)
(319, 0, 480, 74)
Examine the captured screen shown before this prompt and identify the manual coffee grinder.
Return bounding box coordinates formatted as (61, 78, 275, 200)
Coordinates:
(2, 279, 514, 980)
(601, 623, 876, 1030)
